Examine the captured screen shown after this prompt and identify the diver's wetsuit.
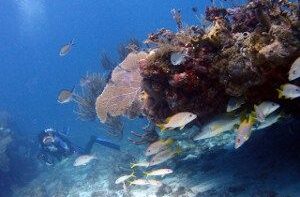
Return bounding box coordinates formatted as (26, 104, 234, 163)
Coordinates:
(37, 129, 120, 165)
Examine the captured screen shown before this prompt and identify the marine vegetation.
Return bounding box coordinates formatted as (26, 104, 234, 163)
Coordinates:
(73, 72, 124, 137)
(117, 38, 142, 62)
(74, 72, 108, 121)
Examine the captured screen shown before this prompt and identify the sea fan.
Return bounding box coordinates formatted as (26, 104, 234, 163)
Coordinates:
(73, 72, 107, 121)
(95, 52, 147, 123)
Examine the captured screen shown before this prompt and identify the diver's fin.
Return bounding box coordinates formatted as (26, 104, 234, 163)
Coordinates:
(95, 137, 120, 151)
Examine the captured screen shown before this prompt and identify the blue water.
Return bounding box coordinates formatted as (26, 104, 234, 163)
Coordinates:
(0, 0, 206, 195)
(0, 0, 206, 136)
(1, 1, 299, 197)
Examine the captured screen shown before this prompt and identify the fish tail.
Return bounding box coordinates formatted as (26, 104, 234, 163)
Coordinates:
(165, 138, 174, 146)
(143, 172, 148, 178)
(70, 38, 75, 46)
(71, 85, 76, 94)
(157, 123, 166, 131)
(249, 111, 257, 124)
(175, 146, 183, 155)
(277, 88, 284, 99)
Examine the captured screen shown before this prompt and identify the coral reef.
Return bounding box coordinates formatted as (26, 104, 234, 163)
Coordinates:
(117, 38, 142, 62)
(136, 0, 300, 124)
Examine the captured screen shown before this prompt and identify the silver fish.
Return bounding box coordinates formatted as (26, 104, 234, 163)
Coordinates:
(170, 52, 186, 66)
(59, 39, 75, 56)
(73, 154, 97, 166)
(193, 114, 240, 140)
(289, 56, 300, 81)
(227, 97, 245, 112)
(254, 101, 280, 122)
(149, 147, 181, 166)
(157, 112, 197, 131)
(278, 83, 300, 100)
(57, 87, 74, 104)
(235, 115, 256, 149)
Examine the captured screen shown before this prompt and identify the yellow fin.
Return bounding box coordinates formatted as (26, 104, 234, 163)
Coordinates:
(165, 138, 174, 146)
(165, 116, 172, 123)
(143, 172, 149, 178)
(248, 113, 257, 125)
(157, 123, 166, 131)
(277, 89, 284, 99)
(130, 171, 136, 178)
(211, 124, 222, 132)
(175, 146, 183, 155)
(130, 163, 137, 169)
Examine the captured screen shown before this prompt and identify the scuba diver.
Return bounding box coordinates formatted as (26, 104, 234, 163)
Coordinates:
(37, 128, 120, 165)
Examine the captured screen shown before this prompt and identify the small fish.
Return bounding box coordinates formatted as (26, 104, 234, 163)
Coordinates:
(57, 87, 74, 104)
(227, 97, 245, 112)
(277, 83, 300, 99)
(73, 154, 97, 167)
(149, 147, 181, 167)
(115, 172, 135, 184)
(235, 114, 256, 149)
(144, 168, 173, 177)
(170, 52, 186, 66)
(254, 101, 280, 122)
(130, 179, 162, 187)
(191, 6, 198, 13)
(147, 179, 163, 187)
(157, 112, 197, 131)
(288, 56, 300, 81)
(59, 39, 75, 56)
(182, 154, 198, 161)
(193, 114, 240, 140)
(130, 161, 150, 168)
(129, 179, 150, 186)
(145, 138, 174, 156)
